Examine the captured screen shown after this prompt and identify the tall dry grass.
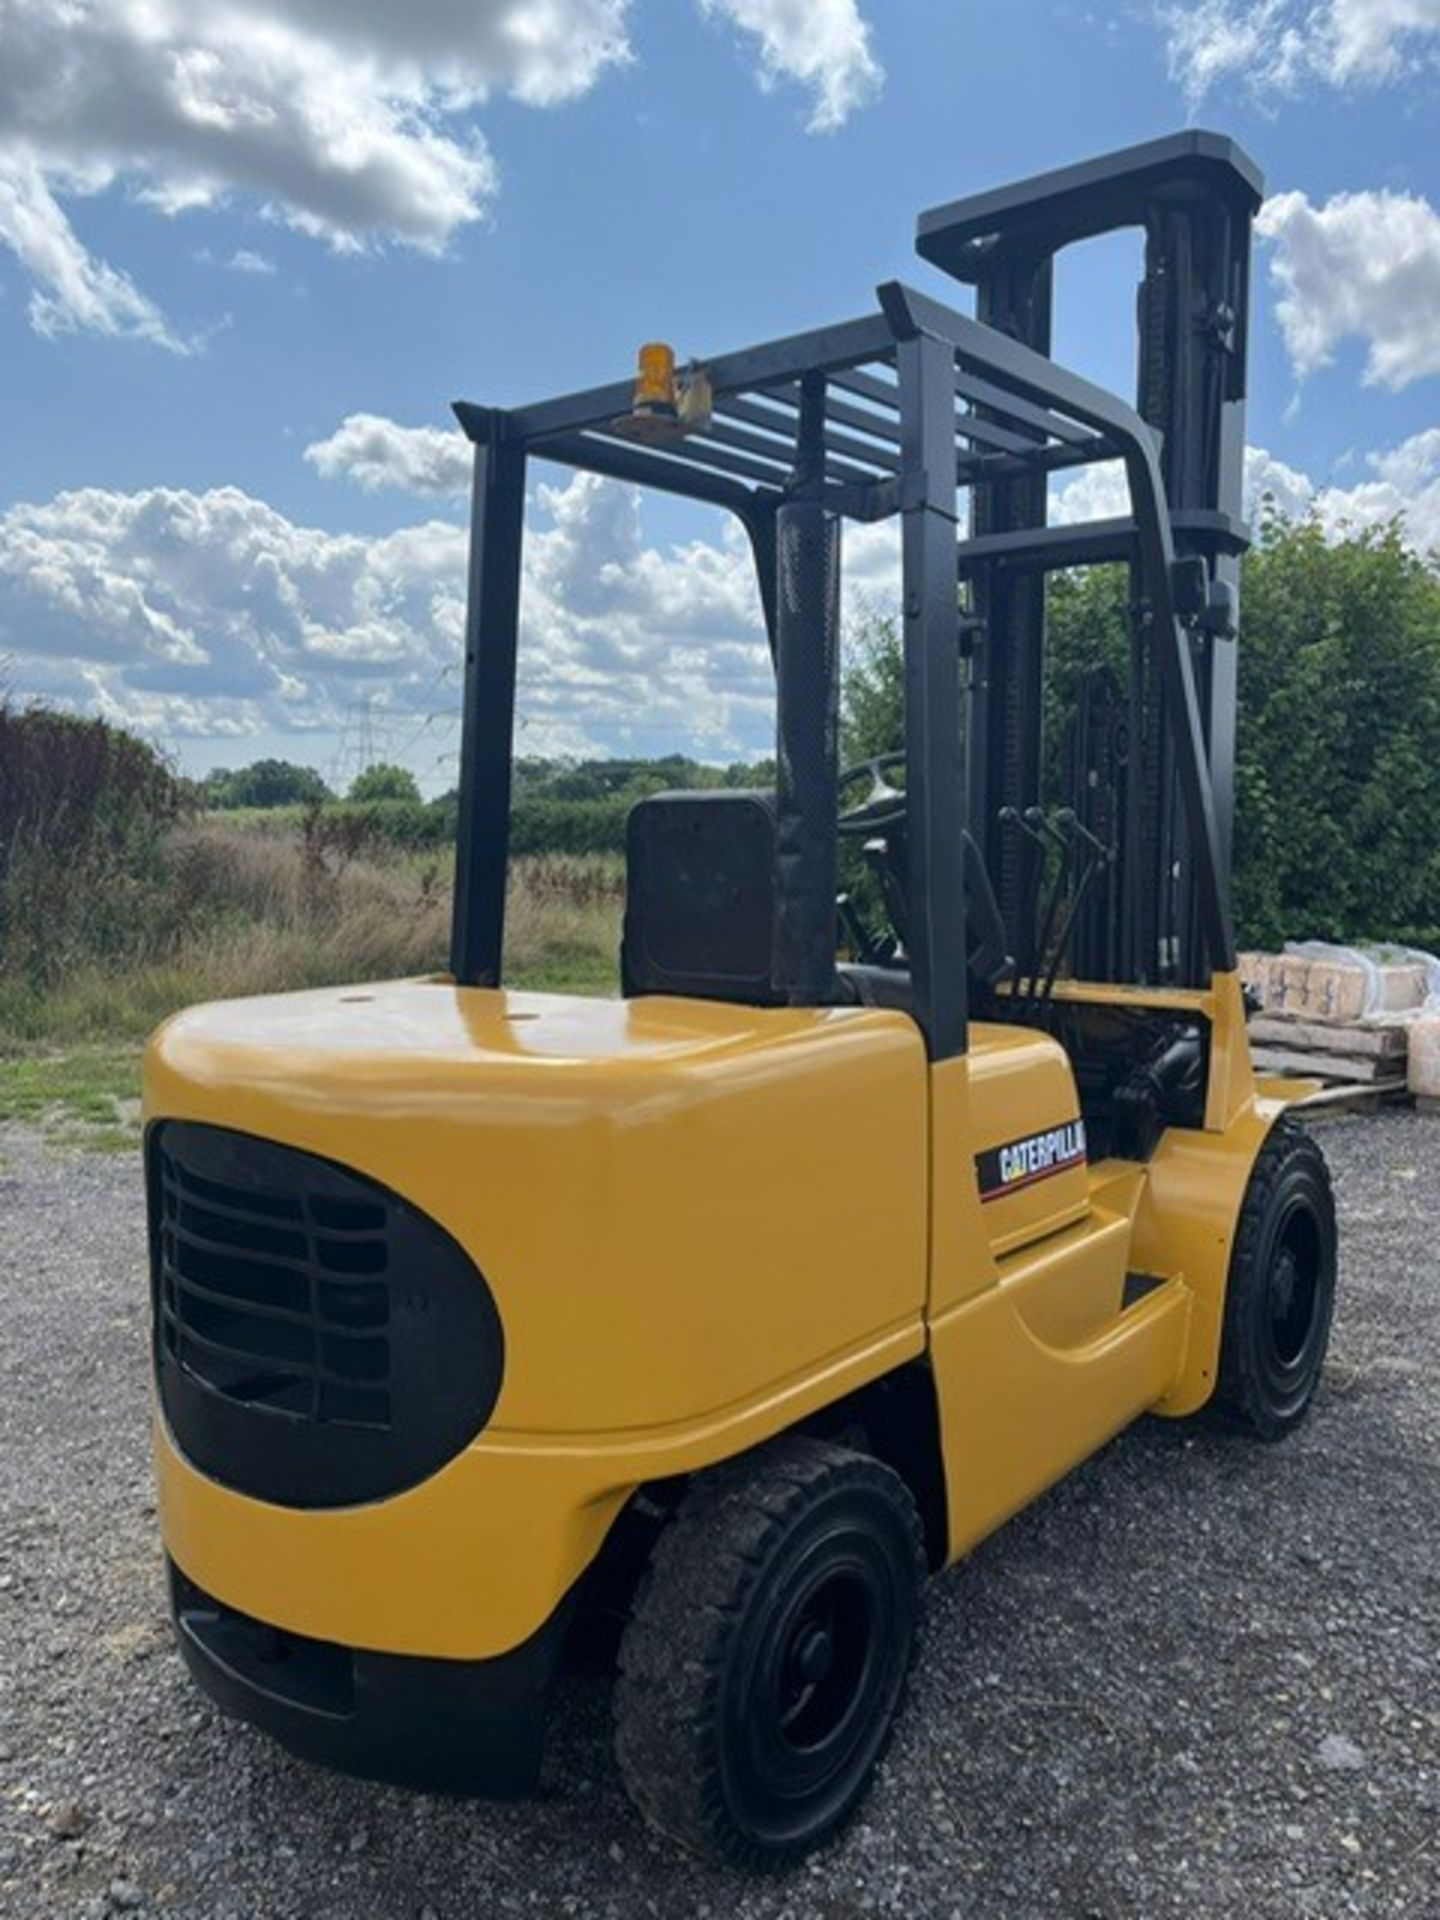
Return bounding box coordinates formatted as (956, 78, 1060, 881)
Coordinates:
(3, 822, 623, 1041)
(2, 704, 624, 1044)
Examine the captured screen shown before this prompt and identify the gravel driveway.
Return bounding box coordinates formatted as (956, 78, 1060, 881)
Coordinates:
(2, 1114, 1436, 1919)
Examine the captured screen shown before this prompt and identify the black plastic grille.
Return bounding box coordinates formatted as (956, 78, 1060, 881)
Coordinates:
(157, 1144, 395, 1430)
(149, 1123, 504, 1508)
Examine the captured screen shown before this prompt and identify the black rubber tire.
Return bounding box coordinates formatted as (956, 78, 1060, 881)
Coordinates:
(1214, 1119, 1337, 1441)
(612, 1435, 925, 1867)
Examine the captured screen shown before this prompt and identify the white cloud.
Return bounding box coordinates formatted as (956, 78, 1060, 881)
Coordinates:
(1312, 427, 1440, 552)
(843, 520, 901, 616)
(0, 0, 883, 349)
(1244, 446, 1318, 522)
(1162, 1, 1301, 104)
(1329, 0, 1440, 80)
(307, 402, 905, 626)
(0, 148, 185, 348)
(0, 472, 777, 767)
(1048, 460, 1132, 527)
(700, 0, 882, 131)
(1163, 0, 1440, 103)
(519, 473, 772, 757)
(227, 249, 276, 276)
(1369, 425, 1440, 491)
(305, 414, 473, 497)
(1258, 188, 1440, 391)
(8, 425, 1432, 780)
(1050, 448, 1319, 528)
(0, 0, 632, 347)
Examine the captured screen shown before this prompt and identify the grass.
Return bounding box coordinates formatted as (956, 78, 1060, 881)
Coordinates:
(0, 1047, 143, 1152)
(1, 812, 623, 1149)
(1, 822, 623, 1045)
(1, 713, 625, 1152)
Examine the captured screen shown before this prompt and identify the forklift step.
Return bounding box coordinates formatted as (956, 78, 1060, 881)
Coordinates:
(1122, 1270, 1169, 1311)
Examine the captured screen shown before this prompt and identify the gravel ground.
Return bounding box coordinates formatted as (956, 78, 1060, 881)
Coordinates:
(1, 1114, 1437, 1920)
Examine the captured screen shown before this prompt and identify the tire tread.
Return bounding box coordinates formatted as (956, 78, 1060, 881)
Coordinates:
(1214, 1118, 1336, 1439)
(613, 1434, 924, 1866)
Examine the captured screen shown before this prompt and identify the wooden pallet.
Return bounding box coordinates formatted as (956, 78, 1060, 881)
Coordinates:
(1248, 1009, 1412, 1111)
(1248, 1015, 1407, 1060)
(1251, 1045, 1401, 1085)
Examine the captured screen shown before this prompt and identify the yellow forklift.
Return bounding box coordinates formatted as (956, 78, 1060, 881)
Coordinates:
(146, 132, 1336, 1864)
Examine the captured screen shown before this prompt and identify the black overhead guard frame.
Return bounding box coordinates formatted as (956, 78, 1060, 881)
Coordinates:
(449, 132, 1261, 1062)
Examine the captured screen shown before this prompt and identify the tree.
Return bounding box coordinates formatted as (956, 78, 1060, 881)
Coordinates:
(348, 762, 421, 804)
(834, 522, 1440, 951)
(205, 759, 332, 809)
(1235, 519, 1440, 948)
(841, 615, 905, 766)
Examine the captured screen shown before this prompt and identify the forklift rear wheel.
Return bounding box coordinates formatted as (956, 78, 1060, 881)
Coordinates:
(613, 1435, 925, 1866)
(1215, 1120, 1337, 1441)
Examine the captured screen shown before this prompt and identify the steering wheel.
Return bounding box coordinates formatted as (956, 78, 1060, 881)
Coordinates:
(837, 751, 907, 836)
(834, 750, 1015, 989)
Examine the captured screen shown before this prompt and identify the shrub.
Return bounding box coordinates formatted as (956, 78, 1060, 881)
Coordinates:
(349, 762, 422, 804)
(204, 759, 332, 809)
(0, 703, 186, 989)
(835, 521, 1440, 954)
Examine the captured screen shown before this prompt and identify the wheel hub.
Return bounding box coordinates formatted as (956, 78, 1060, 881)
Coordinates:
(1270, 1248, 1298, 1323)
(793, 1623, 834, 1686)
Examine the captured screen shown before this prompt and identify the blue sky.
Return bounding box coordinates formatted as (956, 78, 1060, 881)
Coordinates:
(2, 0, 1438, 791)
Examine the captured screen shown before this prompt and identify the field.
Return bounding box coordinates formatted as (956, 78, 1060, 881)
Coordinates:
(0, 806, 623, 1151)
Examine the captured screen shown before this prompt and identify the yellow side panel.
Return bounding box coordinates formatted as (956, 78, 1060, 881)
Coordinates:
(928, 1055, 998, 1313)
(931, 1274, 1191, 1561)
(1140, 967, 1283, 1414)
(966, 1023, 1090, 1255)
(1133, 1100, 1280, 1416)
(929, 974, 1280, 1551)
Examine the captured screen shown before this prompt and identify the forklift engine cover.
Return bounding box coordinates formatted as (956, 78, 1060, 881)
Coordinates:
(148, 976, 930, 1663)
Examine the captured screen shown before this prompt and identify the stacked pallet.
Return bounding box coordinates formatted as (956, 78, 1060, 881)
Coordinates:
(1239, 947, 1426, 1114)
(1247, 1012, 1410, 1113)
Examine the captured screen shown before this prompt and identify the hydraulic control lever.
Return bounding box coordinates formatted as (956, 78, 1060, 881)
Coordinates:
(999, 806, 1065, 1020)
(1038, 811, 1112, 1008)
(1024, 806, 1077, 1015)
(999, 805, 1047, 988)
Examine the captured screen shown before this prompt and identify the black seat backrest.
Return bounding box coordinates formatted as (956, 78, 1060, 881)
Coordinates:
(622, 790, 1014, 1006)
(622, 791, 787, 1005)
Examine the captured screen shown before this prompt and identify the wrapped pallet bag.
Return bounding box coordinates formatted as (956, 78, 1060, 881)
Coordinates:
(1240, 943, 1440, 1022)
(1409, 1016, 1440, 1101)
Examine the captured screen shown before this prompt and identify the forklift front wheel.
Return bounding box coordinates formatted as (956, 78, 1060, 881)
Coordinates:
(1215, 1120, 1337, 1441)
(613, 1435, 925, 1866)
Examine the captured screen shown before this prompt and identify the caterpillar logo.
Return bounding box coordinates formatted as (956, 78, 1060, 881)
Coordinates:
(975, 1118, 1087, 1203)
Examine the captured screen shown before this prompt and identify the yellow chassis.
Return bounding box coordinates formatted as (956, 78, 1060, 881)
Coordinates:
(149, 970, 1286, 1662)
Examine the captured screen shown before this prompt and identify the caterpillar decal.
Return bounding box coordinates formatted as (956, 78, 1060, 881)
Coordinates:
(975, 1119, 1087, 1203)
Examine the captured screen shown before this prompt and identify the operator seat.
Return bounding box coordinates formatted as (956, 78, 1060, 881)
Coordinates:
(622, 790, 786, 1005)
(836, 837, 1012, 1011)
(622, 788, 1013, 1014)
